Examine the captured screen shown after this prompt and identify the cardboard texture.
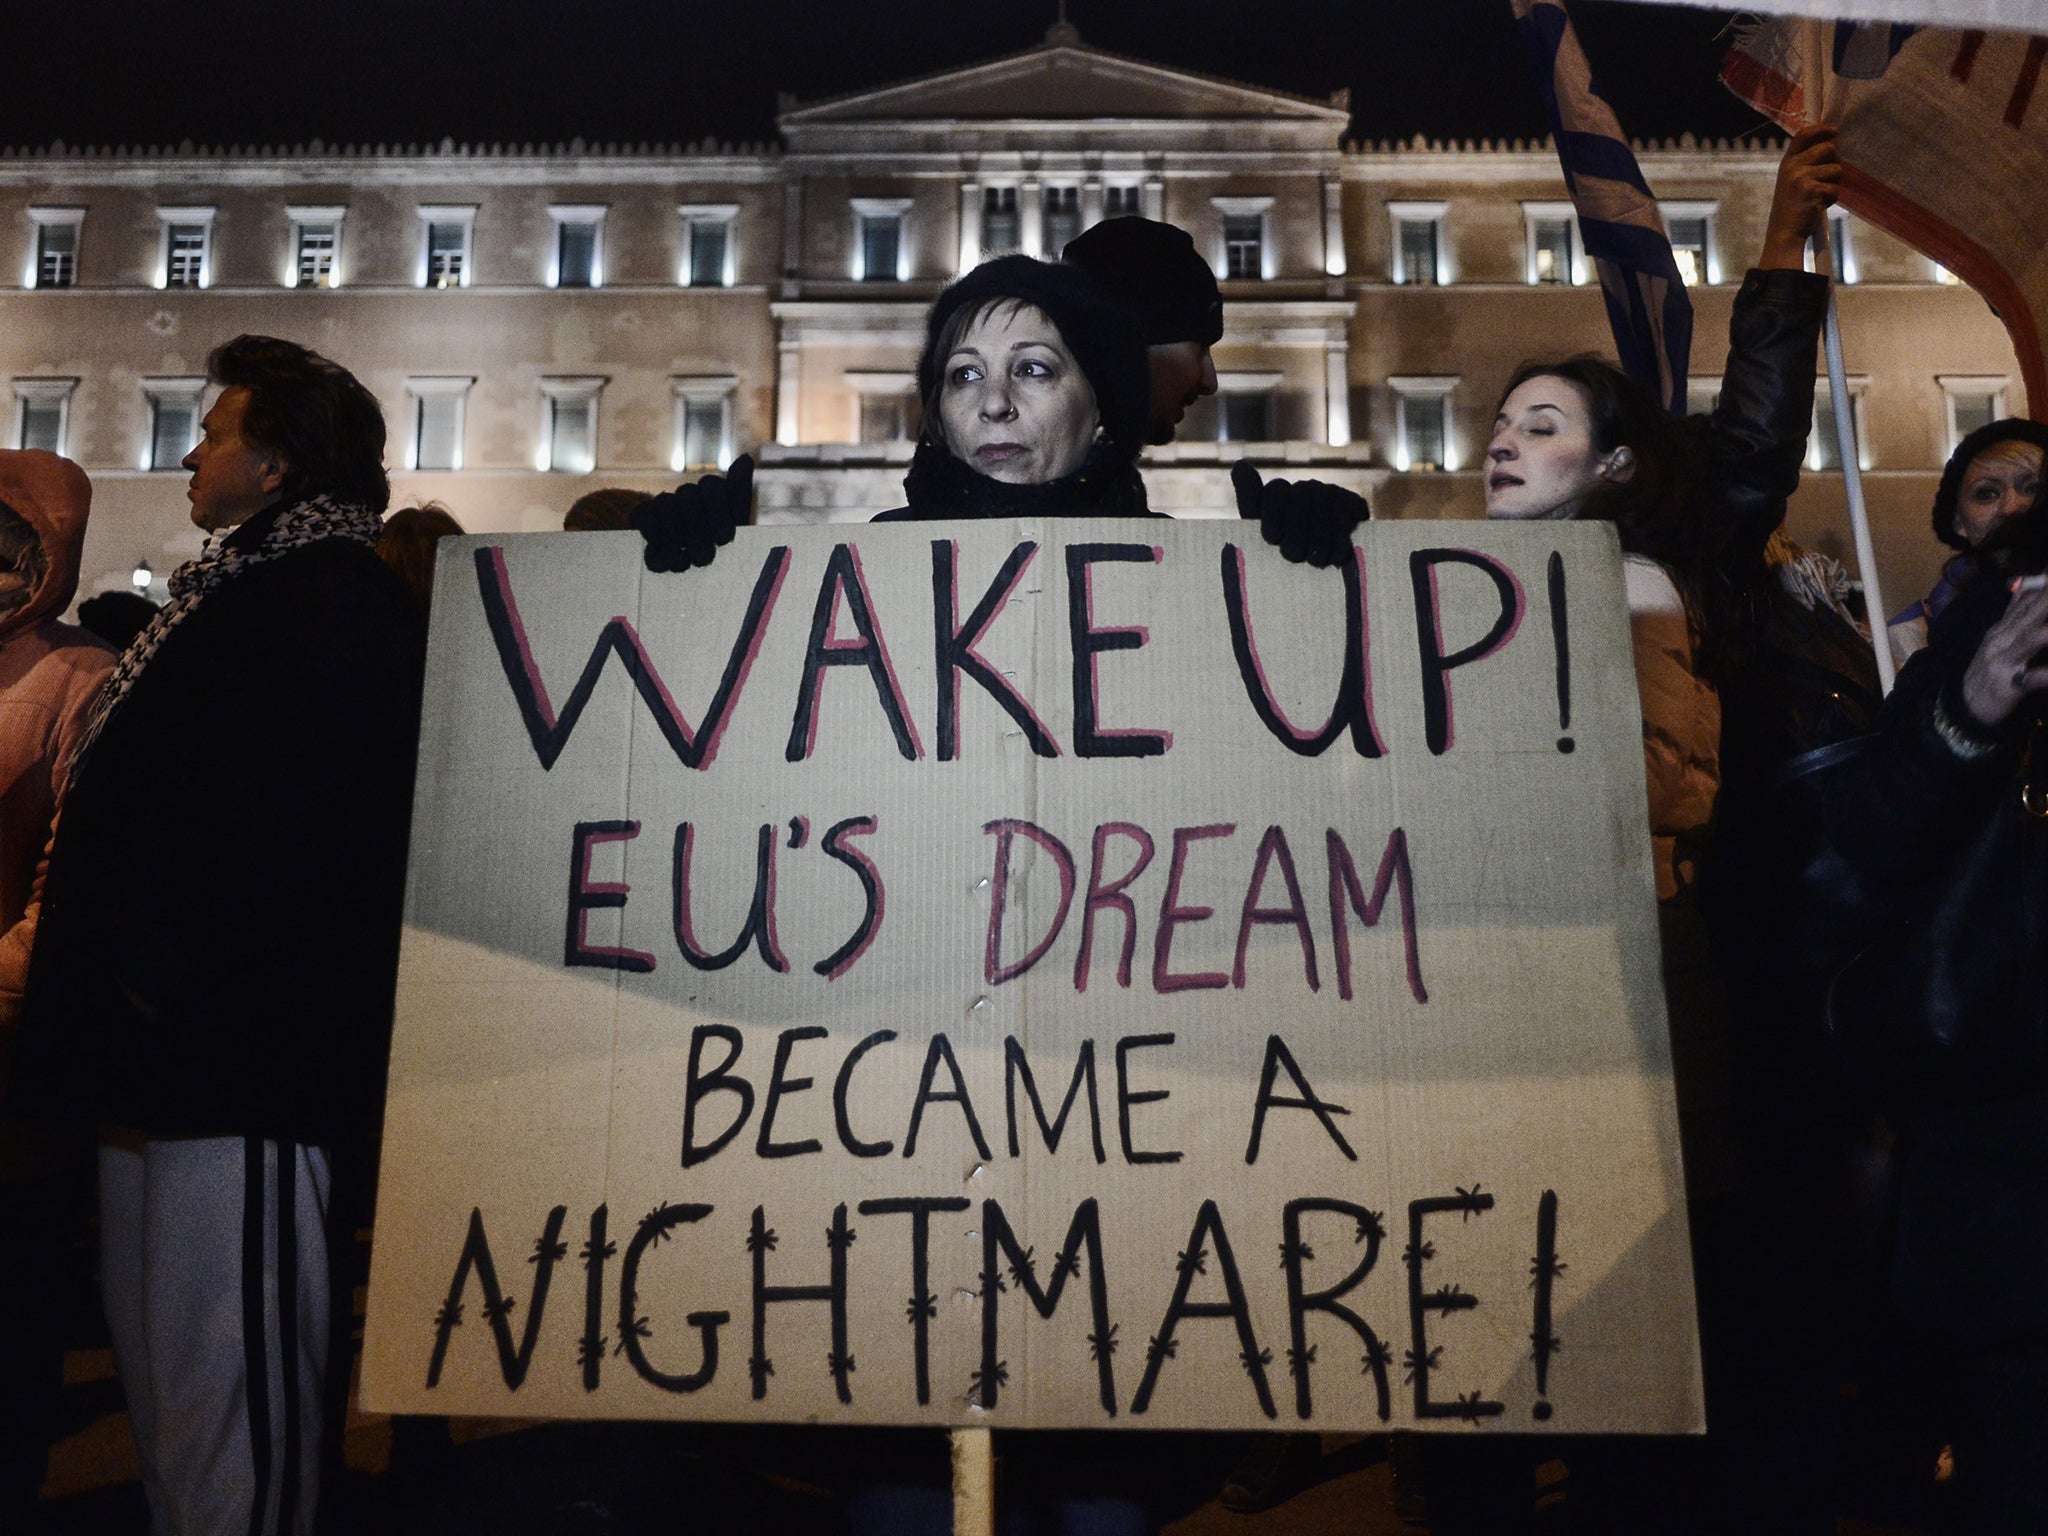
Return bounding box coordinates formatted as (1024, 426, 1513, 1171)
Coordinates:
(361, 519, 1703, 1435)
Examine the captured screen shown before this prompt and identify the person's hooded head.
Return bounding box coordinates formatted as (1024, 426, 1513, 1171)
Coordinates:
(917, 254, 1151, 483)
(0, 449, 90, 644)
(1932, 417, 2048, 553)
(1062, 217, 1223, 444)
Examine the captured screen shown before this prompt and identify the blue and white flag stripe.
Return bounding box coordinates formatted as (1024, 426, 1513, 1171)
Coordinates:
(1513, 0, 1695, 419)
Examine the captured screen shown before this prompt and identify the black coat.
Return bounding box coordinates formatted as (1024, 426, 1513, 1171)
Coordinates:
(1797, 574, 2048, 1333)
(10, 515, 423, 1146)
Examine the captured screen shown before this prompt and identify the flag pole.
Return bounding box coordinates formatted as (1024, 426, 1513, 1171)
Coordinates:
(1803, 36, 1897, 697)
(1821, 264, 1895, 695)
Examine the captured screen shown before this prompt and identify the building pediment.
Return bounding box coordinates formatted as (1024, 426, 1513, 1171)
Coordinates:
(779, 30, 1350, 135)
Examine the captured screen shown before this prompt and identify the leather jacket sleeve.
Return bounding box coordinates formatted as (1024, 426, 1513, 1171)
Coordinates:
(1692, 267, 1830, 565)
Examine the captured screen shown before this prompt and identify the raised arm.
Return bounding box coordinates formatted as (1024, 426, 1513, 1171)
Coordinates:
(1696, 128, 1840, 562)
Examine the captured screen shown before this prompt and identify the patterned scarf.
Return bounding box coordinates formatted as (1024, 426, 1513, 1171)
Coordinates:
(68, 494, 382, 786)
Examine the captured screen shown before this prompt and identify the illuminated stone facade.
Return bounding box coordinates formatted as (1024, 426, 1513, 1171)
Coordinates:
(0, 24, 2019, 613)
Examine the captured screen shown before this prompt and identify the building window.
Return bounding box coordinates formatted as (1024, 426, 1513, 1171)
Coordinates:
(141, 380, 205, 470)
(296, 226, 338, 287)
(1659, 201, 1719, 286)
(27, 210, 82, 289)
(550, 205, 605, 289)
(852, 198, 912, 283)
(857, 394, 912, 444)
(1213, 197, 1273, 282)
(285, 205, 344, 289)
(157, 207, 214, 290)
(845, 372, 918, 446)
(678, 204, 737, 287)
(1104, 185, 1141, 219)
(1221, 392, 1277, 443)
(671, 377, 737, 472)
(418, 207, 476, 289)
(12, 379, 75, 454)
(1044, 186, 1081, 255)
(1388, 201, 1448, 286)
(1523, 204, 1581, 285)
(1390, 376, 1458, 472)
(407, 378, 471, 472)
(1809, 379, 1871, 472)
(1933, 261, 1962, 286)
(1940, 375, 2010, 454)
(981, 187, 1020, 256)
(539, 378, 604, 474)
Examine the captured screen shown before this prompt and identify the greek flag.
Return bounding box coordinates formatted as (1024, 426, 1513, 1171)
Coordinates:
(1511, 0, 1694, 418)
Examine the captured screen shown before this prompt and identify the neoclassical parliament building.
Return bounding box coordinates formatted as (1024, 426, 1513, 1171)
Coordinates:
(0, 23, 2022, 611)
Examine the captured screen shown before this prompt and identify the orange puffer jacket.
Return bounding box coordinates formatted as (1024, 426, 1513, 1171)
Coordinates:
(0, 451, 114, 1045)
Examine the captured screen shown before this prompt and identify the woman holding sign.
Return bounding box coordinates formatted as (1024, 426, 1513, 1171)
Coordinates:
(637, 254, 1214, 1536)
(1466, 131, 1860, 1535)
(633, 252, 1364, 566)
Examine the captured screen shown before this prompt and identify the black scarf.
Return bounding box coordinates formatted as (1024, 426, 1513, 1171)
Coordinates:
(896, 437, 1154, 521)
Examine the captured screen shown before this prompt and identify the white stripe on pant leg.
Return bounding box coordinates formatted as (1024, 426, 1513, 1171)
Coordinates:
(255, 1140, 333, 1536)
(122, 1135, 331, 1536)
(287, 1144, 331, 1536)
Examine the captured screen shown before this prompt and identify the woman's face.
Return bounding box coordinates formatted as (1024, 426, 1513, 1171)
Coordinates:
(939, 302, 1100, 484)
(1954, 441, 2044, 546)
(1484, 375, 1619, 521)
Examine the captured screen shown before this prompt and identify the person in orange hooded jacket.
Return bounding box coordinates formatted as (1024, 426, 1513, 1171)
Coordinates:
(0, 447, 113, 1520)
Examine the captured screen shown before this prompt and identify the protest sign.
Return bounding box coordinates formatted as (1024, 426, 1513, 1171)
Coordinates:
(1724, 19, 2048, 417)
(1629, 0, 2048, 31)
(361, 519, 1702, 1435)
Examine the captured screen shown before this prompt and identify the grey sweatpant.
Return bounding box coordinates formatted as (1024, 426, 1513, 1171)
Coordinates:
(100, 1133, 331, 1536)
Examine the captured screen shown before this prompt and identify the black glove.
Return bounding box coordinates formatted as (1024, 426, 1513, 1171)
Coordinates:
(631, 454, 753, 572)
(1232, 459, 1369, 568)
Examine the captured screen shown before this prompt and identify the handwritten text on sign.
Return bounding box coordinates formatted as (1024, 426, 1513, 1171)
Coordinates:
(362, 519, 1701, 1434)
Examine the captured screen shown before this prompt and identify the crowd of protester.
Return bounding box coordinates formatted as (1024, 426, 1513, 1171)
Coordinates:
(1, 119, 2045, 1536)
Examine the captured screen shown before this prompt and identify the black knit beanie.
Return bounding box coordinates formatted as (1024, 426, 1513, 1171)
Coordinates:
(1932, 416, 2048, 549)
(918, 254, 1152, 457)
(1062, 216, 1224, 347)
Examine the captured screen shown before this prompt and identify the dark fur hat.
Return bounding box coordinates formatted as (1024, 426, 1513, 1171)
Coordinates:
(1932, 416, 2048, 550)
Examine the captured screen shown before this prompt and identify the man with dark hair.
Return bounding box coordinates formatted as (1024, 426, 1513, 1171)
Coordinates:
(11, 335, 421, 1536)
(563, 485, 653, 532)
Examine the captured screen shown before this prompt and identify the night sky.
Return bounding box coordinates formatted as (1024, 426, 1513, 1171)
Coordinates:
(4, 0, 1769, 151)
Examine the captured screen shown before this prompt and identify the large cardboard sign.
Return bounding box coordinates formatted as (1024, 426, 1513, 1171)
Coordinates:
(362, 519, 1702, 1435)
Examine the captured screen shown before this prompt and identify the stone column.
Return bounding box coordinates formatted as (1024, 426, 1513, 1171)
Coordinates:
(1325, 335, 1352, 448)
(1322, 175, 1347, 278)
(776, 339, 801, 446)
(1020, 178, 1044, 257)
(958, 181, 982, 274)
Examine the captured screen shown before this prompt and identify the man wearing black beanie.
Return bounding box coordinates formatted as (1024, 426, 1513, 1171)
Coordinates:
(1065, 216, 1369, 569)
(1063, 216, 1222, 445)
